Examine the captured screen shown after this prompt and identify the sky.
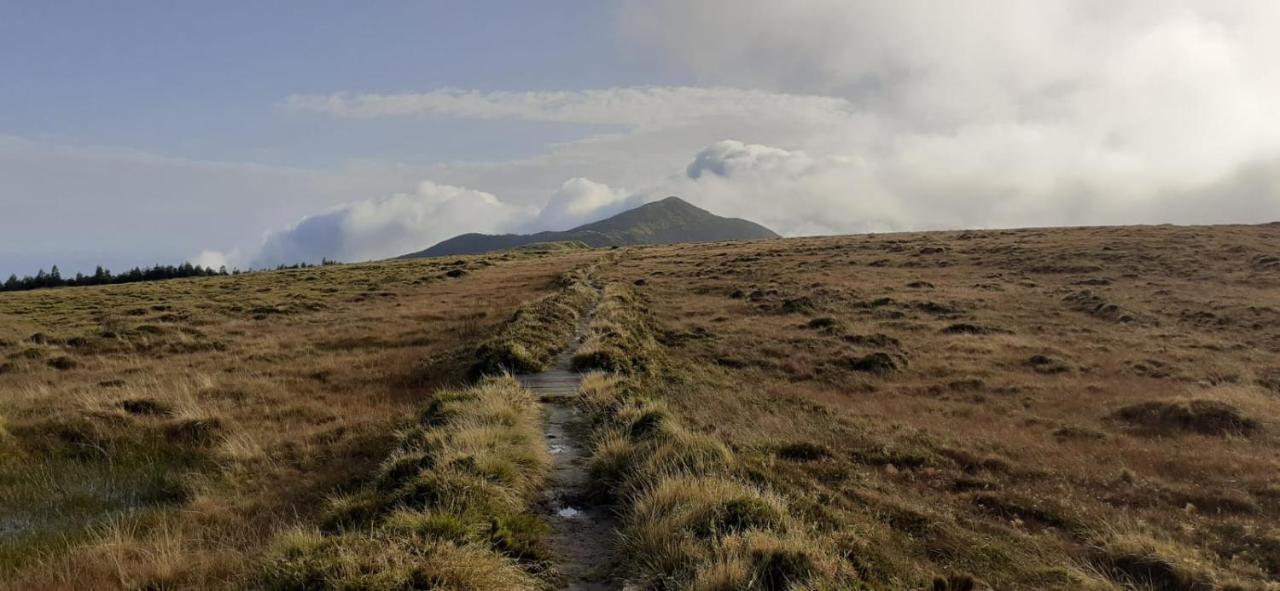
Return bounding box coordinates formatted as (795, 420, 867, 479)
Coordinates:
(3, 1, 1279, 277)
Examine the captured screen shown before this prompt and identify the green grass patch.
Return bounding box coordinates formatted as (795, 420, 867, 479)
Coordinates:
(258, 377, 552, 589)
(0, 410, 220, 571)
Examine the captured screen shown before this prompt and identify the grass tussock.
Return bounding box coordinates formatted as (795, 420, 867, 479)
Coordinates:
(1110, 399, 1259, 436)
(255, 376, 550, 589)
(258, 530, 539, 591)
(572, 283, 659, 374)
(687, 530, 850, 591)
(585, 402, 737, 501)
(1086, 528, 1227, 591)
(573, 295, 858, 589)
(472, 268, 599, 376)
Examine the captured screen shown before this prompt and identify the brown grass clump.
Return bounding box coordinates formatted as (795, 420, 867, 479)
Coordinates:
(1087, 528, 1221, 591)
(586, 408, 736, 500)
(834, 351, 903, 375)
(118, 398, 174, 417)
(572, 290, 858, 589)
(257, 530, 538, 591)
(586, 387, 854, 588)
(688, 530, 852, 591)
(1110, 399, 1259, 436)
(624, 476, 796, 584)
(576, 371, 629, 417)
(0, 414, 17, 464)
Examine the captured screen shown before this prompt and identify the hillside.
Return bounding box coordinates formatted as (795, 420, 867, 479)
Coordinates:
(1, 224, 1278, 589)
(400, 196, 779, 258)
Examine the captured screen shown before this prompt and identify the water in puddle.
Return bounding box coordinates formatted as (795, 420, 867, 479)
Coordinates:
(557, 506, 583, 519)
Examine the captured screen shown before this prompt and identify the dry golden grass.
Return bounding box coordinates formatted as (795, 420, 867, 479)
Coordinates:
(0, 250, 601, 589)
(4, 223, 1279, 590)
(256, 531, 539, 591)
(576, 372, 857, 590)
(572, 286, 858, 590)
(597, 224, 1280, 589)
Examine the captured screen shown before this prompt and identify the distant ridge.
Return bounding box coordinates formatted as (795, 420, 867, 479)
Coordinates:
(399, 196, 779, 258)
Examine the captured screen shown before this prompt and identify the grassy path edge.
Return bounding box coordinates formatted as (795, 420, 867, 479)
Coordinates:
(572, 282, 862, 590)
(251, 265, 606, 590)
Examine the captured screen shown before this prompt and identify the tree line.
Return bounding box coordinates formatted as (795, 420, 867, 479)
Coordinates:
(1, 259, 343, 293)
(2, 263, 229, 292)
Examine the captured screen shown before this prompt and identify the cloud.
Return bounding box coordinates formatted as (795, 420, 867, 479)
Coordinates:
(230, 139, 918, 268)
(236, 128, 1280, 270)
(662, 138, 1280, 237)
(241, 176, 643, 266)
(523, 178, 637, 232)
(686, 141, 815, 180)
(312, 59, 1280, 237)
(656, 140, 906, 236)
(284, 86, 857, 131)
(189, 249, 234, 270)
(249, 181, 532, 268)
(610, 1, 1280, 228)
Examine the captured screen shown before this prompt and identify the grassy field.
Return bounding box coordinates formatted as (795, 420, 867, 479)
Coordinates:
(0, 249, 600, 589)
(1, 223, 1277, 590)
(595, 224, 1280, 589)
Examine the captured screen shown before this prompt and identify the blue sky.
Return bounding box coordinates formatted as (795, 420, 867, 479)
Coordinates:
(1, 1, 659, 165)
(3, 1, 1279, 277)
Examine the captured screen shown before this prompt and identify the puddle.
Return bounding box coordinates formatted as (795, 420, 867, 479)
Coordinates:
(557, 506, 582, 519)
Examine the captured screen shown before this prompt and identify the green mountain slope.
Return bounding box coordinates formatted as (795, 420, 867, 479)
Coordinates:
(399, 197, 779, 258)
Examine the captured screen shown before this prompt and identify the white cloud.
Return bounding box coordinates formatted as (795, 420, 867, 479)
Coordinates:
(614, 0, 1280, 228)
(233, 127, 1280, 269)
(239, 175, 645, 266)
(652, 140, 908, 236)
(524, 178, 635, 232)
(249, 181, 532, 267)
(686, 141, 815, 180)
(284, 86, 857, 131)
(189, 249, 233, 270)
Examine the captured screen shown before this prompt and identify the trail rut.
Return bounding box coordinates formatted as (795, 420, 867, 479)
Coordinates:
(517, 305, 622, 590)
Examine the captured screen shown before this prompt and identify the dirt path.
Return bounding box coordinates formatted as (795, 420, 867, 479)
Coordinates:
(517, 307, 622, 590)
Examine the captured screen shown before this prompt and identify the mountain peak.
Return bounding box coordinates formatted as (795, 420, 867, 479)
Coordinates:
(655, 195, 693, 205)
(640, 196, 704, 212)
(400, 196, 778, 258)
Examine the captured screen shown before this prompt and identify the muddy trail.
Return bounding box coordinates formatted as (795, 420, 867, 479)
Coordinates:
(517, 305, 623, 590)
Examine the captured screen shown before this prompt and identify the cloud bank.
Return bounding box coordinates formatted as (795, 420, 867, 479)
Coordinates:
(523, 177, 637, 232)
(618, 0, 1280, 228)
(235, 176, 643, 267)
(245, 181, 532, 268)
(210, 2, 1280, 268)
